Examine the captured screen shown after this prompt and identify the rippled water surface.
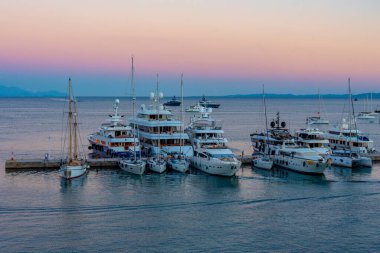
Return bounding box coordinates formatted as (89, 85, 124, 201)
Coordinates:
(1, 97, 380, 252)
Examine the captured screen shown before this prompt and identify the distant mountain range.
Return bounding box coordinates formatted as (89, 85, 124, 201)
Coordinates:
(0, 85, 379, 99)
(0, 85, 65, 97)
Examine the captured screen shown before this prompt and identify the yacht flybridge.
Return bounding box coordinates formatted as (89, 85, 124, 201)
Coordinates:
(186, 107, 241, 176)
(129, 82, 193, 158)
(88, 99, 141, 158)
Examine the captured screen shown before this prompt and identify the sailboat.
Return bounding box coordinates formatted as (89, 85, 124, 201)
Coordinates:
(357, 94, 376, 122)
(146, 74, 167, 173)
(306, 89, 329, 125)
(167, 74, 190, 173)
(59, 78, 89, 180)
(119, 57, 146, 175)
(252, 85, 273, 170)
(327, 78, 372, 168)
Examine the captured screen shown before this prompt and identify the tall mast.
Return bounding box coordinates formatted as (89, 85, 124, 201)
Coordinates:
(318, 88, 321, 115)
(73, 98, 78, 160)
(68, 78, 73, 163)
(131, 56, 137, 161)
(180, 73, 184, 153)
(263, 84, 269, 155)
(156, 74, 160, 159)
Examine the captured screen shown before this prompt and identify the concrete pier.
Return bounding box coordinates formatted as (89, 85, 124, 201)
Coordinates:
(5, 158, 120, 170)
(4, 154, 379, 170)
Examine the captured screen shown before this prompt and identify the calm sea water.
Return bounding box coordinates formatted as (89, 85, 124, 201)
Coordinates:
(1, 97, 380, 252)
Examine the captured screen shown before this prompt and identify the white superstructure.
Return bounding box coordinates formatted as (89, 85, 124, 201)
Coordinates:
(186, 107, 240, 176)
(88, 99, 141, 158)
(295, 128, 331, 156)
(324, 119, 375, 154)
(129, 89, 193, 157)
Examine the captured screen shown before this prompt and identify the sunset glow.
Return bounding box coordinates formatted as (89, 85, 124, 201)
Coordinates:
(1, 0, 379, 95)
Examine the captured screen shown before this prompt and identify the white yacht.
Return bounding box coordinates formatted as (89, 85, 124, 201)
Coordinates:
(252, 84, 273, 170)
(119, 57, 146, 175)
(324, 119, 375, 154)
(88, 99, 141, 158)
(129, 87, 193, 158)
(273, 143, 328, 174)
(327, 150, 372, 168)
(295, 128, 331, 156)
(306, 116, 329, 125)
(185, 103, 203, 112)
(186, 107, 241, 176)
(357, 112, 376, 123)
(166, 74, 189, 173)
(146, 75, 167, 173)
(306, 90, 329, 125)
(59, 78, 88, 180)
(250, 113, 294, 156)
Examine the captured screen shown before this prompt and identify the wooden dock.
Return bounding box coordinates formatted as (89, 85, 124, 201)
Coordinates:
(4, 154, 379, 170)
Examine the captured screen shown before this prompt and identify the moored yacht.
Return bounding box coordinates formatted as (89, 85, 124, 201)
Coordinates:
(119, 57, 146, 175)
(327, 150, 372, 168)
(88, 99, 141, 158)
(186, 107, 241, 176)
(295, 128, 331, 156)
(199, 95, 220, 108)
(59, 78, 89, 180)
(273, 142, 328, 174)
(129, 86, 193, 158)
(163, 96, 181, 106)
(146, 75, 167, 173)
(324, 119, 375, 154)
(185, 103, 203, 112)
(250, 112, 294, 156)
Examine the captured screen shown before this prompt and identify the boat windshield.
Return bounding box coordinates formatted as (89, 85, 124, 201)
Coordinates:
(209, 153, 235, 158)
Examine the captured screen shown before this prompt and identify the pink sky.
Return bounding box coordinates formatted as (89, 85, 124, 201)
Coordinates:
(0, 0, 379, 95)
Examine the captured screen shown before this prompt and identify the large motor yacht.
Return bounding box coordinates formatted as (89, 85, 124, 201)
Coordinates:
(186, 107, 241, 176)
(129, 90, 193, 157)
(250, 112, 294, 156)
(88, 99, 141, 158)
(295, 128, 331, 156)
(273, 142, 328, 174)
(324, 118, 375, 154)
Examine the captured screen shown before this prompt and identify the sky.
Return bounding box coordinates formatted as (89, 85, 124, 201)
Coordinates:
(0, 0, 380, 96)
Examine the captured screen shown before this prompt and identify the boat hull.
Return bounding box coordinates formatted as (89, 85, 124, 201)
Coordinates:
(252, 157, 273, 170)
(59, 164, 87, 179)
(273, 155, 327, 174)
(167, 159, 189, 173)
(119, 159, 146, 175)
(147, 159, 167, 173)
(190, 156, 241, 176)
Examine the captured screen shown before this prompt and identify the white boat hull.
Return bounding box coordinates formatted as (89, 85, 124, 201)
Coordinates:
(59, 164, 88, 179)
(328, 154, 372, 168)
(147, 159, 167, 173)
(252, 157, 273, 170)
(119, 159, 146, 175)
(167, 159, 189, 173)
(190, 156, 241, 176)
(273, 155, 327, 174)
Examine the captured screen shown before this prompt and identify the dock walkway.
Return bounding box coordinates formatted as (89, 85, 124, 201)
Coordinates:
(4, 154, 379, 170)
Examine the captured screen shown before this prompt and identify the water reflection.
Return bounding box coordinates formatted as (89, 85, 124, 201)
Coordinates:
(60, 173, 87, 192)
(253, 165, 326, 184)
